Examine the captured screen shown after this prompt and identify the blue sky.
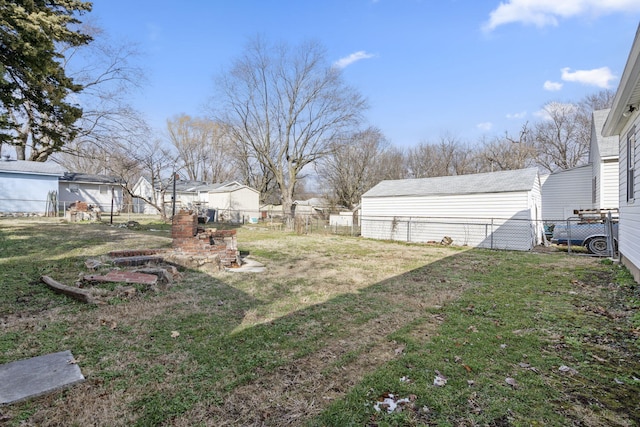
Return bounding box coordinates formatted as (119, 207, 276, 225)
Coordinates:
(90, 0, 640, 148)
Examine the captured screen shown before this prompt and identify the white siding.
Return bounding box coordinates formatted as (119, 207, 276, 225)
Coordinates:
(58, 182, 123, 211)
(0, 172, 59, 213)
(541, 165, 592, 222)
(361, 191, 539, 251)
(599, 159, 619, 210)
(208, 187, 260, 222)
(619, 115, 640, 278)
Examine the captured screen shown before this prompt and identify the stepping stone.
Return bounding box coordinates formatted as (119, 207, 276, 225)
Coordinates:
(0, 350, 85, 405)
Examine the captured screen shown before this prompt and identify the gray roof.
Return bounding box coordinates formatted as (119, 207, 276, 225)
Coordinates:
(60, 172, 122, 184)
(0, 159, 67, 176)
(362, 168, 539, 198)
(592, 109, 618, 158)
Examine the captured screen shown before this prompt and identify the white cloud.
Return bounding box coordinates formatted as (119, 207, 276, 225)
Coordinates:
(333, 51, 376, 69)
(560, 67, 616, 88)
(506, 111, 527, 119)
(543, 80, 563, 91)
(477, 122, 493, 131)
(483, 0, 640, 32)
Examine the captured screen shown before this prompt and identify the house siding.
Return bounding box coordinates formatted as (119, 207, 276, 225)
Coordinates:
(619, 116, 640, 281)
(600, 159, 619, 210)
(58, 182, 123, 211)
(208, 188, 259, 222)
(541, 165, 592, 222)
(361, 189, 541, 251)
(0, 172, 59, 213)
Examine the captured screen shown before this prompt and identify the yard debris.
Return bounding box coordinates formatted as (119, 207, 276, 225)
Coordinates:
(171, 330, 180, 338)
(433, 370, 448, 387)
(399, 376, 411, 383)
(559, 365, 578, 375)
(441, 236, 453, 246)
(84, 259, 103, 270)
(505, 377, 518, 388)
(41, 275, 99, 305)
(394, 344, 405, 356)
(373, 392, 415, 413)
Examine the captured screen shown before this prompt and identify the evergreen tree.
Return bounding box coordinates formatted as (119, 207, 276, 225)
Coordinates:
(0, 0, 92, 160)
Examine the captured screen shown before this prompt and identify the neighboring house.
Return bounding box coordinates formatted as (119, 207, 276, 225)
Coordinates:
(58, 173, 123, 213)
(590, 109, 620, 211)
(541, 165, 593, 222)
(329, 211, 358, 227)
(292, 197, 330, 217)
(541, 109, 620, 224)
(602, 25, 640, 282)
(131, 177, 214, 215)
(131, 176, 157, 214)
(360, 168, 543, 251)
(0, 158, 66, 214)
(207, 181, 260, 222)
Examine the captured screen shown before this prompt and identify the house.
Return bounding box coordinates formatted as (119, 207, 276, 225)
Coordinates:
(207, 181, 260, 223)
(58, 173, 123, 213)
(360, 168, 543, 251)
(541, 165, 593, 222)
(292, 197, 330, 217)
(541, 109, 620, 224)
(602, 25, 640, 282)
(590, 109, 619, 211)
(131, 177, 214, 215)
(0, 158, 66, 214)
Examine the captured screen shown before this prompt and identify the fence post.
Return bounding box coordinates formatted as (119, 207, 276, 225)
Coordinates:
(490, 218, 494, 249)
(567, 218, 572, 254)
(407, 218, 411, 242)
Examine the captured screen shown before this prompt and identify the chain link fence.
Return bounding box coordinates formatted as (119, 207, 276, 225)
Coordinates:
(0, 198, 619, 257)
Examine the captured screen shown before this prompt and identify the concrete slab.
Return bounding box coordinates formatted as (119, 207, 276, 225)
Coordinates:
(225, 257, 266, 273)
(0, 350, 85, 405)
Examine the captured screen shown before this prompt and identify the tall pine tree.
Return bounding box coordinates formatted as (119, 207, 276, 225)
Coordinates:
(0, 0, 92, 161)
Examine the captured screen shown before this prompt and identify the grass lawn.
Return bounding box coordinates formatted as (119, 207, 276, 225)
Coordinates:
(0, 217, 638, 426)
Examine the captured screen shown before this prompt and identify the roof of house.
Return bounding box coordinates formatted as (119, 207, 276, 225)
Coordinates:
(603, 24, 640, 137)
(362, 168, 539, 198)
(0, 159, 67, 176)
(293, 197, 328, 206)
(60, 172, 122, 184)
(592, 109, 619, 158)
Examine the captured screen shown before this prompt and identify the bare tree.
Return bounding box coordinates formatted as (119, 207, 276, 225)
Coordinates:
(122, 138, 178, 220)
(406, 134, 475, 178)
(213, 37, 367, 215)
(478, 123, 537, 171)
(531, 90, 614, 173)
(166, 115, 236, 182)
(318, 127, 401, 209)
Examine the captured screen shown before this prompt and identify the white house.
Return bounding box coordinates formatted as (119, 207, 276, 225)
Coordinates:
(360, 168, 543, 251)
(602, 25, 640, 282)
(207, 181, 260, 223)
(58, 173, 123, 213)
(132, 177, 214, 215)
(590, 109, 619, 211)
(0, 158, 66, 214)
(541, 165, 593, 222)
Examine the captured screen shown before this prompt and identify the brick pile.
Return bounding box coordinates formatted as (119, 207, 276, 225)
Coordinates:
(170, 210, 240, 269)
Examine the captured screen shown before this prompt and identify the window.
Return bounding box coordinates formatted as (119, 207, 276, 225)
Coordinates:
(68, 184, 79, 194)
(99, 185, 108, 195)
(627, 126, 636, 202)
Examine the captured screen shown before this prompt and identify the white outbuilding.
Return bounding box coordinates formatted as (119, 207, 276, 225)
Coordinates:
(360, 168, 543, 251)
